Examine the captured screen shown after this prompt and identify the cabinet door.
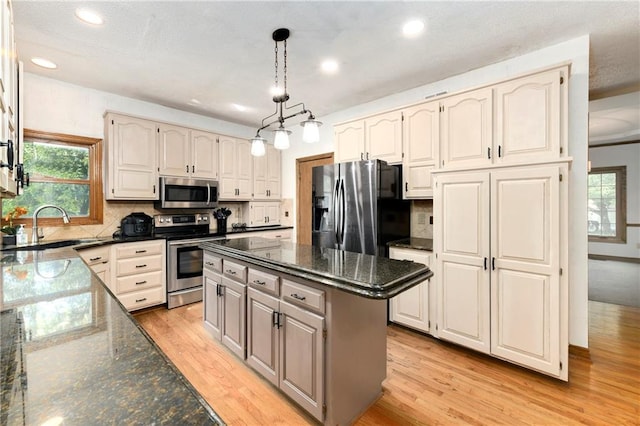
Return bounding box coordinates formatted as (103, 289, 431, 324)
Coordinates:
(265, 202, 280, 226)
(266, 144, 282, 199)
(441, 88, 493, 169)
(204, 269, 222, 340)
(279, 300, 325, 422)
(236, 139, 253, 199)
(221, 276, 246, 359)
(249, 203, 267, 227)
(495, 68, 565, 164)
(247, 288, 280, 386)
(218, 135, 238, 199)
(403, 101, 439, 198)
(435, 172, 491, 353)
(158, 124, 190, 177)
(253, 148, 268, 200)
(389, 248, 431, 333)
(366, 110, 403, 164)
(191, 130, 219, 179)
(334, 121, 365, 163)
(106, 114, 158, 199)
(490, 166, 564, 378)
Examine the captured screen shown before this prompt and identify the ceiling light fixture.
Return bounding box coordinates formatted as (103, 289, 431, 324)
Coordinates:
(403, 19, 425, 38)
(75, 8, 104, 25)
(250, 28, 322, 157)
(321, 59, 339, 74)
(31, 57, 57, 69)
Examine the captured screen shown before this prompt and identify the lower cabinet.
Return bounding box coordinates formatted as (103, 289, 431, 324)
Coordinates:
(389, 247, 433, 333)
(247, 285, 325, 421)
(203, 257, 247, 359)
(77, 245, 111, 288)
(111, 240, 166, 311)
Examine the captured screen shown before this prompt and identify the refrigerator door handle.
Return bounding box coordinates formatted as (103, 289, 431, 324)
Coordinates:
(333, 178, 341, 244)
(339, 178, 346, 245)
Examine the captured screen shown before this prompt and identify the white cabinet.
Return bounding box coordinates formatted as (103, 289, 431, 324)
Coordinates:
(389, 247, 432, 333)
(242, 201, 281, 227)
(77, 245, 111, 288)
(105, 113, 158, 200)
(158, 126, 219, 179)
(203, 257, 247, 359)
(111, 240, 166, 311)
(402, 101, 439, 198)
(495, 67, 567, 163)
(219, 136, 252, 200)
(0, 0, 19, 197)
(246, 272, 325, 422)
(441, 87, 493, 169)
(334, 110, 403, 164)
(253, 143, 281, 200)
(434, 164, 568, 380)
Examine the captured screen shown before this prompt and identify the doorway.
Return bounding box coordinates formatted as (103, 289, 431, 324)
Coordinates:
(296, 153, 334, 244)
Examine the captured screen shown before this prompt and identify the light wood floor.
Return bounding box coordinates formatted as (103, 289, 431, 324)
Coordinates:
(134, 301, 640, 425)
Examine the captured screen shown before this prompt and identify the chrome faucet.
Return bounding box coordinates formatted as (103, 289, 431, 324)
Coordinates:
(32, 205, 71, 244)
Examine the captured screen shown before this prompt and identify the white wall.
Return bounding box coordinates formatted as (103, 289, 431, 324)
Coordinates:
(24, 35, 590, 347)
(23, 73, 255, 139)
(283, 35, 591, 347)
(588, 143, 640, 259)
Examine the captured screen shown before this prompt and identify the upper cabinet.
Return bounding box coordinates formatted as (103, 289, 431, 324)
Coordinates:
(105, 113, 158, 200)
(219, 136, 252, 200)
(158, 125, 219, 179)
(403, 101, 440, 198)
(334, 110, 403, 164)
(441, 87, 493, 169)
(0, 0, 19, 197)
(495, 67, 567, 164)
(253, 143, 281, 200)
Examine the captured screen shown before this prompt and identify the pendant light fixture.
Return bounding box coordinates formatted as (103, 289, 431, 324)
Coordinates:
(250, 28, 322, 157)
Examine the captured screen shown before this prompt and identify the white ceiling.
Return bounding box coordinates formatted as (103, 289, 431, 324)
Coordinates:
(12, 1, 640, 139)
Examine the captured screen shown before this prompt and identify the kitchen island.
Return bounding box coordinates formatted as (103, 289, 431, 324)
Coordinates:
(0, 249, 223, 425)
(199, 237, 432, 425)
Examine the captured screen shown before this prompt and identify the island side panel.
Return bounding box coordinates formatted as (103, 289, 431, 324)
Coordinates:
(325, 288, 387, 425)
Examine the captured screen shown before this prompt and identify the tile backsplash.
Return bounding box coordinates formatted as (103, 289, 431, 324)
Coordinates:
(410, 199, 433, 239)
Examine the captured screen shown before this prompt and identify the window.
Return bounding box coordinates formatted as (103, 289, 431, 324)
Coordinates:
(2, 129, 103, 227)
(588, 166, 626, 243)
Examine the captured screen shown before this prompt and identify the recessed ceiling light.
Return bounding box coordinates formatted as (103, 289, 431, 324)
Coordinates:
(402, 19, 425, 38)
(75, 8, 104, 25)
(321, 59, 339, 74)
(31, 57, 57, 69)
(232, 104, 248, 112)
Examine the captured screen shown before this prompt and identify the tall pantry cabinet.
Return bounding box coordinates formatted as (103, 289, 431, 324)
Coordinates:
(433, 64, 570, 381)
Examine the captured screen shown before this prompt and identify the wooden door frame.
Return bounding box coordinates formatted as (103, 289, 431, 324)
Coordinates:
(296, 152, 334, 243)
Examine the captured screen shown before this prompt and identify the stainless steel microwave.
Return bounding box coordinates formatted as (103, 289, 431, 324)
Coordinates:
(157, 177, 219, 209)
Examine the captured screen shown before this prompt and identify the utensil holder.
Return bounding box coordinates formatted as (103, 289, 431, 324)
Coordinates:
(217, 218, 227, 232)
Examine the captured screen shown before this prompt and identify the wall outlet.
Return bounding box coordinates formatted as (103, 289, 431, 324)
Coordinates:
(285, 211, 289, 217)
(429, 215, 433, 225)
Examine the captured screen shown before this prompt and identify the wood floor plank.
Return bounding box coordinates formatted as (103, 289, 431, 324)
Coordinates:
(134, 300, 640, 425)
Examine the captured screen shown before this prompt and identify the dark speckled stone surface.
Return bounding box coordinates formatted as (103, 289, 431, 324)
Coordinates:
(200, 238, 433, 299)
(388, 237, 433, 251)
(0, 249, 223, 425)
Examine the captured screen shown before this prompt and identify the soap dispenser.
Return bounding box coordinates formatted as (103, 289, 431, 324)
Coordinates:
(16, 224, 27, 246)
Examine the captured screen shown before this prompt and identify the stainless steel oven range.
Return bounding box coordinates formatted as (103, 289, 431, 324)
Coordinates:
(154, 212, 224, 309)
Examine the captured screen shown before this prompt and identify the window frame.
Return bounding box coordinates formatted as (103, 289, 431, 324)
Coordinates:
(12, 129, 103, 228)
(588, 165, 627, 244)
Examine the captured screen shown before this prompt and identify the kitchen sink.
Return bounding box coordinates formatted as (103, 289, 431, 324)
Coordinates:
(1, 238, 102, 251)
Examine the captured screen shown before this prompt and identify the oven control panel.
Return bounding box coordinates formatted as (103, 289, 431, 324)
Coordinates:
(154, 212, 211, 228)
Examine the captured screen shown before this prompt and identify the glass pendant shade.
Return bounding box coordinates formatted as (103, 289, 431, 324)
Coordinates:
(250, 136, 266, 157)
(273, 126, 291, 150)
(301, 118, 322, 143)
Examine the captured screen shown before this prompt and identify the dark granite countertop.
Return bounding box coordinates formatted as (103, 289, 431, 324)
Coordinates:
(0, 248, 224, 425)
(200, 237, 432, 299)
(388, 237, 433, 251)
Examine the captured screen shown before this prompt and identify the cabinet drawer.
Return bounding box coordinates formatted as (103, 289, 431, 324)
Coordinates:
(223, 260, 247, 283)
(204, 252, 222, 273)
(282, 279, 325, 314)
(248, 268, 280, 296)
(115, 241, 163, 258)
(78, 246, 110, 266)
(116, 254, 163, 276)
(116, 270, 163, 294)
(119, 287, 166, 311)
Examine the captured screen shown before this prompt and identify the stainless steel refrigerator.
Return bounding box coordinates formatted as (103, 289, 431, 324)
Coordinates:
(311, 159, 410, 256)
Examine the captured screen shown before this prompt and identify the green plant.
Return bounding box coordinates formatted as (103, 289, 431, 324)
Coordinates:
(2, 206, 28, 235)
